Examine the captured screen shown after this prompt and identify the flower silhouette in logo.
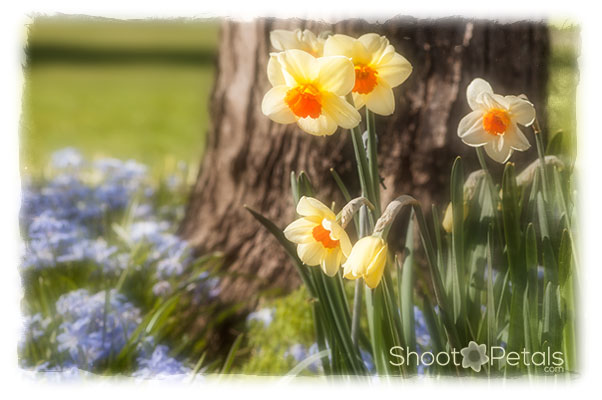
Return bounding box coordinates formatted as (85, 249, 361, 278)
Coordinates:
(460, 341, 489, 372)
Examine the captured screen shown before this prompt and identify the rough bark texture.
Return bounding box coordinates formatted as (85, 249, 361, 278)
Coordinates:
(180, 17, 549, 307)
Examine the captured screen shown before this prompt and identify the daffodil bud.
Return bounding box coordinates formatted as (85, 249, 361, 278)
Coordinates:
(441, 169, 485, 233)
(342, 236, 388, 289)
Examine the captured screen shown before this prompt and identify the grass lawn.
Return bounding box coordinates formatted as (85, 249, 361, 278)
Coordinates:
(21, 62, 215, 175)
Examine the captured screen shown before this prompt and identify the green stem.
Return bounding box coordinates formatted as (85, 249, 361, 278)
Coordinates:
(365, 109, 381, 215)
(532, 118, 550, 201)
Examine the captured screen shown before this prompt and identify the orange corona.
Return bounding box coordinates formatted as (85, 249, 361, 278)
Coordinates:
(353, 65, 378, 95)
(312, 224, 340, 249)
(482, 108, 510, 135)
(285, 84, 322, 119)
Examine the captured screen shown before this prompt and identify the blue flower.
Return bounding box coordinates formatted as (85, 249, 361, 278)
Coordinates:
(133, 345, 191, 379)
(247, 308, 275, 328)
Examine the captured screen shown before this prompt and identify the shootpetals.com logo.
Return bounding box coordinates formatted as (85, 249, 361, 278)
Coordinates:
(390, 341, 565, 373)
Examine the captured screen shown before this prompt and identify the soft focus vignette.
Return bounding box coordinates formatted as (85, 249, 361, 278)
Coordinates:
(18, 18, 579, 381)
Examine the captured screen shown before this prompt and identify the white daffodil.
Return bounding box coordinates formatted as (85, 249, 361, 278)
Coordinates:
(270, 29, 325, 57)
(457, 78, 536, 164)
(323, 33, 412, 116)
(283, 196, 352, 276)
(261, 49, 361, 136)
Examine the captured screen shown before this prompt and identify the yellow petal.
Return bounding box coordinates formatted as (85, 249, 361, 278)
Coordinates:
(261, 86, 297, 124)
(327, 221, 352, 258)
(321, 93, 361, 129)
(364, 82, 395, 116)
(466, 78, 493, 111)
(296, 114, 338, 136)
(277, 49, 317, 86)
(320, 249, 342, 276)
(283, 217, 317, 244)
(267, 53, 286, 86)
(376, 52, 412, 89)
(270, 29, 302, 51)
(315, 56, 355, 96)
(323, 33, 356, 58)
(357, 33, 389, 63)
(296, 196, 336, 220)
(352, 92, 366, 110)
(364, 240, 387, 289)
(297, 241, 325, 266)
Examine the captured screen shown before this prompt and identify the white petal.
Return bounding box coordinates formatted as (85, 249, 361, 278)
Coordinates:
(267, 54, 286, 86)
(506, 95, 536, 126)
(376, 52, 412, 88)
(466, 78, 494, 111)
(484, 137, 513, 164)
(315, 56, 355, 96)
(364, 82, 395, 116)
(323, 34, 356, 58)
(480, 92, 509, 110)
(283, 218, 317, 244)
(297, 242, 325, 266)
(296, 196, 336, 220)
(277, 49, 317, 86)
(457, 110, 489, 146)
(296, 114, 338, 136)
(504, 123, 531, 151)
(261, 86, 296, 124)
(320, 249, 342, 276)
(321, 93, 361, 129)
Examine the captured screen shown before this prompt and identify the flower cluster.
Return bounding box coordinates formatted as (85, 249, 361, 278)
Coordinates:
(55, 289, 142, 368)
(20, 148, 217, 379)
(262, 29, 412, 136)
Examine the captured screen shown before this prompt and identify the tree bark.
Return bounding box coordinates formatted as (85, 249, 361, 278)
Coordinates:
(180, 17, 549, 306)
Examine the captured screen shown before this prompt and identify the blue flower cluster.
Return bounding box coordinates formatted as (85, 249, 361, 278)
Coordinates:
(55, 289, 141, 369)
(20, 148, 215, 379)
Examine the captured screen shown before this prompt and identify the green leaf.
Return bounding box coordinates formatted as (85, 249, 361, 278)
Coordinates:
(558, 229, 573, 287)
(221, 333, 244, 374)
(501, 163, 525, 285)
(450, 157, 466, 323)
(400, 213, 417, 357)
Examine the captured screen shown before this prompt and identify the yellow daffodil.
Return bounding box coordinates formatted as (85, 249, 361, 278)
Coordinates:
(458, 78, 536, 164)
(323, 33, 412, 116)
(283, 196, 352, 276)
(342, 236, 388, 288)
(270, 29, 325, 57)
(261, 49, 361, 136)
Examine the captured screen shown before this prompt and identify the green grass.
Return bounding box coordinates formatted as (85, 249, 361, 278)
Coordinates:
(21, 62, 215, 175)
(21, 18, 219, 175)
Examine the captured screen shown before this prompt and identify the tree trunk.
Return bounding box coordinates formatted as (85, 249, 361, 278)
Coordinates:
(180, 17, 549, 306)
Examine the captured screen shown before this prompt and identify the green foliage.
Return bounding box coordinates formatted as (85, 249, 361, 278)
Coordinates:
(237, 287, 315, 375)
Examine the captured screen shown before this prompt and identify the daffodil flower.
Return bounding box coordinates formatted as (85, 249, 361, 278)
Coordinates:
(457, 78, 536, 164)
(270, 29, 325, 57)
(283, 196, 352, 276)
(261, 49, 361, 136)
(323, 33, 412, 116)
(342, 235, 388, 288)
